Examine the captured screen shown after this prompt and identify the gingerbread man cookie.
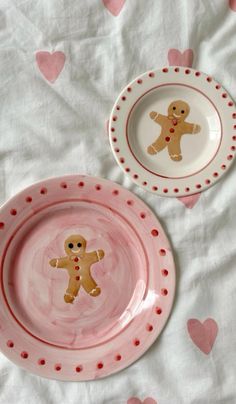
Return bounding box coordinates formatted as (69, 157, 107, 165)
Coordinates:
(49, 235, 105, 304)
(147, 100, 201, 161)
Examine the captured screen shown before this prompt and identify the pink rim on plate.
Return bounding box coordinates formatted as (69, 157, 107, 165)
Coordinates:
(0, 175, 175, 381)
(109, 67, 236, 196)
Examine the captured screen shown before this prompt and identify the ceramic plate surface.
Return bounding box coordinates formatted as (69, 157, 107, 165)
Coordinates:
(109, 67, 236, 196)
(0, 175, 175, 380)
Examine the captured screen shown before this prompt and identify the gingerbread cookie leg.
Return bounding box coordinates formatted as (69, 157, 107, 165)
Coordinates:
(64, 278, 80, 304)
(147, 135, 167, 155)
(167, 140, 182, 161)
(82, 274, 101, 297)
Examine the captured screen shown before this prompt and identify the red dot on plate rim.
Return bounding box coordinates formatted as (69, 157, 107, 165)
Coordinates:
(40, 187, 47, 195)
(195, 71, 200, 76)
(137, 79, 142, 84)
(228, 101, 233, 107)
(142, 181, 147, 186)
(78, 181, 84, 187)
(111, 127, 115, 132)
(196, 184, 202, 189)
(125, 167, 130, 172)
(163, 188, 168, 193)
(152, 186, 158, 191)
(127, 200, 133, 206)
(185, 69, 190, 74)
(161, 288, 168, 296)
(127, 87, 132, 92)
(38, 358, 46, 366)
(0, 222, 5, 229)
(113, 189, 119, 195)
(134, 338, 140, 346)
(10, 208, 17, 216)
(231, 146, 236, 151)
(21, 351, 28, 359)
(213, 172, 219, 177)
(25, 196, 32, 203)
(60, 182, 67, 189)
(116, 105, 120, 110)
(161, 269, 169, 277)
(112, 137, 117, 142)
(156, 307, 162, 315)
(140, 212, 146, 219)
(222, 93, 227, 98)
(133, 174, 138, 179)
(121, 96, 126, 101)
(207, 76, 212, 82)
(174, 188, 179, 193)
(55, 364, 62, 371)
(97, 362, 103, 369)
(221, 164, 226, 170)
(7, 340, 14, 348)
(112, 116, 117, 121)
(95, 184, 101, 190)
(115, 354, 122, 361)
(159, 248, 166, 256)
(162, 68, 168, 73)
(185, 187, 190, 192)
(215, 84, 221, 89)
(149, 72, 155, 77)
(120, 157, 125, 163)
(115, 147, 120, 153)
(146, 324, 153, 332)
(227, 154, 233, 160)
(174, 67, 179, 72)
(205, 179, 211, 184)
(76, 365, 83, 372)
(233, 113, 236, 119)
(151, 229, 159, 237)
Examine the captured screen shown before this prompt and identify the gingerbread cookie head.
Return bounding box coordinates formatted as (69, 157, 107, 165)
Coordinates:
(168, 100, 190, 121)
(64, 234, 86, 257)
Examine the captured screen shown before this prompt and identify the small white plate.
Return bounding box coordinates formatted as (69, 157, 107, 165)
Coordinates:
(109, 67, 236, 197)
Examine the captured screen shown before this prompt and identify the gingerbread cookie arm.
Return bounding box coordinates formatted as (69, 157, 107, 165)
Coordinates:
(49, 257, 68, 269)
(182, 122, 201, 134)
(86, 250, 105, 264)
(149, 111, 166, 126)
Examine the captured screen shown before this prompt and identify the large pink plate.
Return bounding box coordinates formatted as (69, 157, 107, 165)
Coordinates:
(0, 175, 175, 380)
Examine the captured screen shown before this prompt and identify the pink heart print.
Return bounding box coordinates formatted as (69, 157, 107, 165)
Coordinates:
(178, 193, 201, 209)
(127, 398, 157, 404)
(103, 0, 126, 16)
(36, 51, 66, 83)
(168, 48, 194, 68)
(229, 0, 236, 11)
(187, 318, 218, 354)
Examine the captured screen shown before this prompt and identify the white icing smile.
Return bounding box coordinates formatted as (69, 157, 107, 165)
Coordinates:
(71, 249, 81, 254)
(173, 112, 181, 118)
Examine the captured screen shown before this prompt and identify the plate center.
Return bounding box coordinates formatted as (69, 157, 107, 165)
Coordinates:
(3, 201, 147, 349)
(127, 84, 222, 179)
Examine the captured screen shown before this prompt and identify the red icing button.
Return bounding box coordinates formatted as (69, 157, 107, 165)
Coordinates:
(169, 128, 175, 133)
(165, 136, 170, 142)
(76, 276, 80, 281)
(75, 266, 80, 270)
(74, 257, 79, 262)
(172, 119, 178, 126)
